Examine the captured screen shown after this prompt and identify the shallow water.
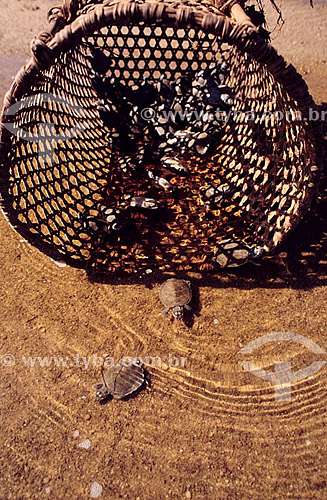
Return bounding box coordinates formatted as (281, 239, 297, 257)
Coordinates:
(0, 55, 29, 98)
(1, 1, 327, 498)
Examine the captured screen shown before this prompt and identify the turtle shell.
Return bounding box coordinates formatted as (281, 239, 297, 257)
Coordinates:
(104, 361, 145, 399)
(214, 239, 263, 268)
(159, 279, 192, 308)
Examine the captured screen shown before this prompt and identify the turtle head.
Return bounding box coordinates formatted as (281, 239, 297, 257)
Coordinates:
(251, 246, 265, 259)
(94, 383, 110, 402)
(172, 306, 184, 320)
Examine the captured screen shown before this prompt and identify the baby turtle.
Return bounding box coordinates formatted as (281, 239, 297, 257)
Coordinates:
(160, 155, 189, 174)
(159, 278, 192, 320)
(214, 239, 264, 268)
(148, 170, 173, 192)
(200, 183, 233, 209)
(121, 194, 163, 210)
(94, 359, 146, 402)
(98, 205, 127, 231)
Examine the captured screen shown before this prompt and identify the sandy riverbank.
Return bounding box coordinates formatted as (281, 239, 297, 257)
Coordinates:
(1, 1, 327, 499)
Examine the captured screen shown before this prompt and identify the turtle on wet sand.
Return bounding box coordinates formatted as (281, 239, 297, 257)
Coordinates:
(159, 278, 192, 320)
(94, 359, 146, 402)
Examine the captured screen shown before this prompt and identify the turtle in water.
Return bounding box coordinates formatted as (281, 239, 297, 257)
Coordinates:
(214, 239, 264, 268)
(159, 278, 192, 320)
(94, 359, 146, 402)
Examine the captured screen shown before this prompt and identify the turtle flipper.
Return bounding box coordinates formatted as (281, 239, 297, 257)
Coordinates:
(162, 308, 170, 317)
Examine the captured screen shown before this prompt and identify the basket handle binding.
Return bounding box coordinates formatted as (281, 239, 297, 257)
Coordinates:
(38, 0, 254, 52)
(49, 0, 251, 23)
(230, 3, 254, 26)
(48, 0, 254, 26)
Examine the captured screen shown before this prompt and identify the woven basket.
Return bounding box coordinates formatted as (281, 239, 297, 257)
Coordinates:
(0, 0, 322, 275)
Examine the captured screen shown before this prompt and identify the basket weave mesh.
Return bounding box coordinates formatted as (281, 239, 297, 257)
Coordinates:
(0, 0, 322, 274)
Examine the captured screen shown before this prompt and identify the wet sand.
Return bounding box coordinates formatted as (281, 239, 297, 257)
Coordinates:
(1, 1, 327, 499)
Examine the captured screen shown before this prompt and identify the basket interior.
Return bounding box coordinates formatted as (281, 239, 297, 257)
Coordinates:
(0, 9, 316, 274)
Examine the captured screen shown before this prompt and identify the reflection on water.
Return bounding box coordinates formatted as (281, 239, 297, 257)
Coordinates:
(0, 55, 29, 97)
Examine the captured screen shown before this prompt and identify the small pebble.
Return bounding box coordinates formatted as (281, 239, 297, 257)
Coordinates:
(306, 439, 311, 446)
(213, 318, 219, 325)
(90, 482, 103, 498)
(185, 491, 192, 499)
(45, 487, 51, 494)
(53, 259, 67, 268)
(73, 430, 79, 438)
(145, 268, 153, 274)
(79, 439, 91, 449)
